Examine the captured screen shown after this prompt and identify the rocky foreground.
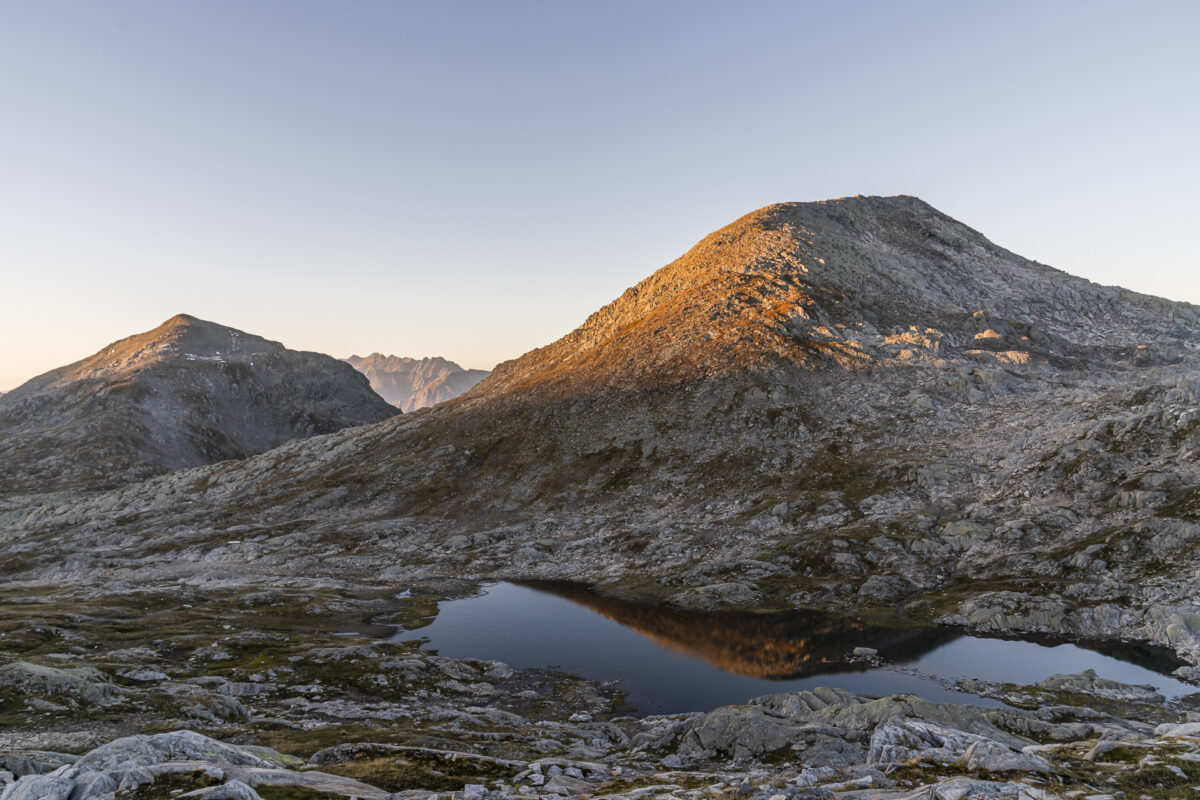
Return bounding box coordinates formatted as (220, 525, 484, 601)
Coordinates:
(4, 581, 1200, 800)
(6, 661, 1200, 800)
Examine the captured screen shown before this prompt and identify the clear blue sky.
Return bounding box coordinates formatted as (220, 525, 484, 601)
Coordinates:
(2, 1, 1197, 390)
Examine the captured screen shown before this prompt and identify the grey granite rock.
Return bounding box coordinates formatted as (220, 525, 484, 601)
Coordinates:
(959, 740, 1054, 774)
(1035, 669, 1162, 703)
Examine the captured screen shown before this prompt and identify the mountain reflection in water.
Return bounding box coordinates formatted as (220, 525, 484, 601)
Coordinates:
(400, 581, 1195, 714)
(515, 580, 959, 679)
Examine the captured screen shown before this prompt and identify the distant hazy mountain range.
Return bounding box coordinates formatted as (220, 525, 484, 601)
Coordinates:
(343, 354, 489, 411)
(0, 314, 398, 494)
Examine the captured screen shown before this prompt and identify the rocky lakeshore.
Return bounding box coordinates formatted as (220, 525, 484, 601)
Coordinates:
(4, 581, 1200, 799)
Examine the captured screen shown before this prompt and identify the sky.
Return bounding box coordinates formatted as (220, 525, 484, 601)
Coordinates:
(1, 1, 1198, 391)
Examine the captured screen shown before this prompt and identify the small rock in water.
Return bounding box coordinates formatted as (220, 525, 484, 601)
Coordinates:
(1174, 665, 1200, 683)
(852, 647, 878, 657)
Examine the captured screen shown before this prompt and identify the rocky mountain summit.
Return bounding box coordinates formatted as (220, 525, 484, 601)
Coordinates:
(344, 354, 489, 411)
(5, 195, 1200, 663)
(0, 314, 398, 495)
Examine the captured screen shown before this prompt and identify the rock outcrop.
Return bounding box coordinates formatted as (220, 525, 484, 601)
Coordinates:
(0, 730, 384, 800)
(3, 672, 1198, 800)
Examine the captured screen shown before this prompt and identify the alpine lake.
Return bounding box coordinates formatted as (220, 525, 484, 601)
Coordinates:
(391, 581, 1195, 715)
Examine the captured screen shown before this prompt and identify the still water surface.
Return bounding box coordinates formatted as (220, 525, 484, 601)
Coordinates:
(395, 581, 1193, 715)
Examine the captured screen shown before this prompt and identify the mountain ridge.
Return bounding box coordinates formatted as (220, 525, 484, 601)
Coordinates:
(6, 197, 1200, 668)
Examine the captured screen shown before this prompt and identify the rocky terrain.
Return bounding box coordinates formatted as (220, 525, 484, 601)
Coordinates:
(0, 315, 398, 496)
(345, 355, 489, 412)
(4, 197, 1200, 656)
(6, 195, 1200, 797)
(3, 579, 1200, 799)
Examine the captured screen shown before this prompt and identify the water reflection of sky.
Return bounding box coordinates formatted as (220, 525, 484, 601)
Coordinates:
(395, 582, 1195, 715)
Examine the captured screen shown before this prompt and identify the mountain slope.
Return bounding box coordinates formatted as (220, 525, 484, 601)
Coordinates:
(0, 314, 399, 494)
(344, 354, 489, 411)
(486, 195, 1196, 399)
(6, 197, 1200, 664)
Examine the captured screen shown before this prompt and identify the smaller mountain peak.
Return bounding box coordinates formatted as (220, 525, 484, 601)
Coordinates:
(159, 313, 201, 328)
(156, 313, 232, 333)
(772, 194, 939, 215)
(148, 314, 240, 342)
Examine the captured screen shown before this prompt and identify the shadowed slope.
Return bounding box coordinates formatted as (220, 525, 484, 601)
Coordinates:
(0, 315, 399, 493)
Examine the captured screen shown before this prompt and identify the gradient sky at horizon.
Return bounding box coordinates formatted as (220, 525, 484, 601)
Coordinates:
(2, 0, 1198, 390)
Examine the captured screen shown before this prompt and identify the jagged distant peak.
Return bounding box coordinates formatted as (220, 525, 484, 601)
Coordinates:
(344, 353, 489, 411)
(346, 353, 466, 372)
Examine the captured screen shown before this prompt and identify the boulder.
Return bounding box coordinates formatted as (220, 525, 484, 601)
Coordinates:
(72, 730, 290, 772)
(1035, 669, 1162, 703)
(913, 777, 1048, 799)
(676, 706, 803, 760)
(867, 721, 988, 767)
(180, 779, 263, 799)
(749, 687, 865, 719)
(0, 752, 78, 778)
(542, 774, 592, 795)
(0, 662, 124, 707)
(771, 692, 1031, 750)
(61, 768, 118, 799)
(1174, 665, 1200, 683)
(1154, 721, 1200, 737)
(959, 740, 1054, 774)
(0, 774, 74, 800)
